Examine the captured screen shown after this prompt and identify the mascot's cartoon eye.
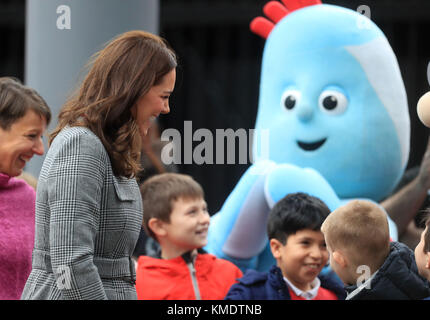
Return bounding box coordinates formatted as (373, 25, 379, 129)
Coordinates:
(318, 90, 348, 115)
(281, 89, 301, 111)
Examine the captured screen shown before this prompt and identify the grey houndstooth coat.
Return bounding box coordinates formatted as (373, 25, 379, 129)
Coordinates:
(21, 126, 143, 300)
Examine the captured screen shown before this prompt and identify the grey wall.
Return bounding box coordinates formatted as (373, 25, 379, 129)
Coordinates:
(25, 0, 159, 177)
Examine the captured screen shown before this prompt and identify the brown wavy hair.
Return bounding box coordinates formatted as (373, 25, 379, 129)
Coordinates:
(50, 30, 177, 178)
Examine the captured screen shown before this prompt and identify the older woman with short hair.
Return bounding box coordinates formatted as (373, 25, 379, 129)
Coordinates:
(0, 77, 51, 299)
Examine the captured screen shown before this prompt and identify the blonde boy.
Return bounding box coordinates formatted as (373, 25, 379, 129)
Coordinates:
(321, 200, 430, 300)
(135, 173, 242, 300)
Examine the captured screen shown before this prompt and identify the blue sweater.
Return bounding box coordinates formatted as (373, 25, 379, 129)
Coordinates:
(225, 265, 346, 300)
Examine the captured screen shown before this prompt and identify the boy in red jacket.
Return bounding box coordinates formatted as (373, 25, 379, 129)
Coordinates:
(135, 173, 242, 300)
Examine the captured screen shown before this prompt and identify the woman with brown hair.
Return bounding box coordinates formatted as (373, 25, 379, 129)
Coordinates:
(21, 30, 177, 300)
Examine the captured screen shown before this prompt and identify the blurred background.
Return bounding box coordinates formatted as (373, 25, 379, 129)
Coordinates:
(1, 0, 429, 214)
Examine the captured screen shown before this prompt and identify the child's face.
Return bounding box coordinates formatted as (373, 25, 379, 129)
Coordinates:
(415, 226, 430, 280)
(162, 197, 210, 252)
(273, 229, 328, 291)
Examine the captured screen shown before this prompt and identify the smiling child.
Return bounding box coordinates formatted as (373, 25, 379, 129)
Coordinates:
(135, 173, 242, 300)
(225, 192, 345, 300)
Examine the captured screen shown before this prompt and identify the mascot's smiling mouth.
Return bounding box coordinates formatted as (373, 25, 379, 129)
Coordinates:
(297, 138, 327, 151)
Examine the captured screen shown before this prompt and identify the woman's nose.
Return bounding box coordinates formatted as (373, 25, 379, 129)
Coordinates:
(161, 103, 170, 114)
(33, 138, 45, 155)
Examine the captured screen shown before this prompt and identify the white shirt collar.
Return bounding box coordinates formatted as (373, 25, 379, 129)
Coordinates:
(283, 276, 321, 300)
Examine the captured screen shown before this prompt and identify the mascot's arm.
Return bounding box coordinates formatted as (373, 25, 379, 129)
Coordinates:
(382, 137, 430, 236)
(384, 82, 430, 237)
(264, 164, 399, 240)
(205, 160, 276, 271)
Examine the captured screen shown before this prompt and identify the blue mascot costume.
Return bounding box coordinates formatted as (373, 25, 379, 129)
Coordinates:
(205, 0, 410, 272)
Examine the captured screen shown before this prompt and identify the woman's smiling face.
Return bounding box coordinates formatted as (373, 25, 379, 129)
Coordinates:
(0, 109, 47, 177)
(132, 68, 176, 138)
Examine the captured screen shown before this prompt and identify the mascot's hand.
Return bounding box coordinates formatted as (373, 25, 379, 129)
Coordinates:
(264, 163, 341, 211)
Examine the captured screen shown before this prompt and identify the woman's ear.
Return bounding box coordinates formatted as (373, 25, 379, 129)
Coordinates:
(148, 218, 166, 238)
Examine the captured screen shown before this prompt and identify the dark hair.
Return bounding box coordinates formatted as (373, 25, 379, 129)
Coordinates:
(140, 173, 204, 239)
(267, 192, 330, 244)
(0, 77, 51, 130)
(50, 30, 177, 178)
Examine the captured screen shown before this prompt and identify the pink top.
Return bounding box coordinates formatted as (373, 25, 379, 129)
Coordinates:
(0, 172, 36, 300)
